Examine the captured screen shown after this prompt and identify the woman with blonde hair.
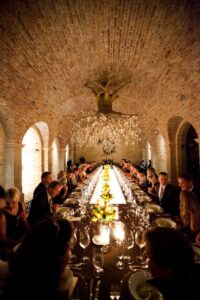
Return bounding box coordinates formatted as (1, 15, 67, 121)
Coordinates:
(0, 187, 29, 260)
(179, 190, 200, 237)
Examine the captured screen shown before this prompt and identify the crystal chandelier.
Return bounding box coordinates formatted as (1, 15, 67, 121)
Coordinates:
(70, 76, 141, 153)
(70, 110, 141, 151)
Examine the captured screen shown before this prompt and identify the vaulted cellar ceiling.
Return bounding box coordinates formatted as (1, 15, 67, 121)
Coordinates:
(0, 0, 200, 122)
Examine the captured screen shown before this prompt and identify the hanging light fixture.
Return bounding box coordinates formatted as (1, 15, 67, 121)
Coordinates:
(70, 76, 141, 153)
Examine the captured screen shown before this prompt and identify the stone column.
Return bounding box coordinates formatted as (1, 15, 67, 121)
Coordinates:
(59, 148, 66, 171)
(14, 142, 23, 191)
(69, 142, 76, 164)
(168, 142, 177, 184)
(5, 141, 23, 191)
(5, 141, 15, 189)
(42, 147, 49, 171)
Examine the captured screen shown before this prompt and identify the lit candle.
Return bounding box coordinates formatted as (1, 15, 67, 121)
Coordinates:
(99, 225, 110, 245)
(113, 222, 125, 242)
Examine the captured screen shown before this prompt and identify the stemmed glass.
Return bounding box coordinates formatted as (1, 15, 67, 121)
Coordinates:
(116, 241, 125, 270)
(123, 231, 135, 264)
(92, 247, 104, 278)
(135, 227, 145, 264)
(113, 222, 125, 270)
(69, 227, 78, 263)
(79, 228, 90, 262)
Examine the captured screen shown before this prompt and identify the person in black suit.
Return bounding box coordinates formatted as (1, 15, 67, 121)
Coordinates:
(33, 171, 52, 198)
(178, 174, 200, 204)
(28, 181, 62, 226)
(155, 172, 179, 216)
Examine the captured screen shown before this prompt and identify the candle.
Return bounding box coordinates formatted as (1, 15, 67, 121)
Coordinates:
(99, 225, 110, 245)
(113, 222, 125, 242)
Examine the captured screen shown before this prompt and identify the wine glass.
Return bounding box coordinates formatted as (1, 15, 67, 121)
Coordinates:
(123, 232, 135, 264)
(92, 247, 104, 278)
(116, 241, 125, 270)
(79, 228, 90, 262)
(135, 227, 145, 264)
(69, 227, 77, 263)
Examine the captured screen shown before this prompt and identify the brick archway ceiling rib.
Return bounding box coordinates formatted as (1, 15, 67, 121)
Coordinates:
(0, 0, 200, 117)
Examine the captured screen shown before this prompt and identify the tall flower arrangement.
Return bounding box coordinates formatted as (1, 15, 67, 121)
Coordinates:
(92, 165, 117, 222)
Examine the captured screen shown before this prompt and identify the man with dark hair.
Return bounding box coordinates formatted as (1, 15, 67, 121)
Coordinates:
(155, 172, 179, 216)
(178, 173, 200, 203)
(33, 171, 52, 198)
(28, 181, 62, 226)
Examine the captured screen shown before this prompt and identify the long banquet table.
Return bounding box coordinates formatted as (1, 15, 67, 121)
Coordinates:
(59, 166, 176, 300)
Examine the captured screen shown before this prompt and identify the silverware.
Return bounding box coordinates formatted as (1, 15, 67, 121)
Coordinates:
(94, 279, 101, 300)
(89, 278, 94, 300)
(69, 262, 86, 267)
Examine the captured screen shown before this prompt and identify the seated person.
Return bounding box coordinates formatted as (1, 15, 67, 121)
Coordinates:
(2, 217, 75, 300)
(28, 181, 62, 226)
(145, 227, 200, 300)
(0, 187, 29, 260)
(53, 177, 68, 205)
(53, 172, 68, 205)
(137, 168, 147, 190)
(179, 190, 200, 241)
(154, 172, 179, 216)
(178, 174, 200, 203)
(33, 171, 52, 198)
(0, 186, 6, 209)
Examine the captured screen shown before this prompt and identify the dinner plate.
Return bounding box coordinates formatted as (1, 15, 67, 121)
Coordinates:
(71, 191, 81, 196)
(139, 196, 151, 203)
(155, 218, 176, 228)
(64, 198, 78, 205)
(128, 270, 163, 300)
(146, 204, 163, 213)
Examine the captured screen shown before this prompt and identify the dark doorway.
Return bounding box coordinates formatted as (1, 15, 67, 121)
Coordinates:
(186, 125, 200, 185)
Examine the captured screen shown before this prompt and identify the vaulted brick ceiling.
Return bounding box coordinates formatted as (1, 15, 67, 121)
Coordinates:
(1, 0, 200, 119)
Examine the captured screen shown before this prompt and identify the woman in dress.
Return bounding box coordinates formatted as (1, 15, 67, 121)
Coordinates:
(0, 187, 29, 260)
(179, 190, 200, 239)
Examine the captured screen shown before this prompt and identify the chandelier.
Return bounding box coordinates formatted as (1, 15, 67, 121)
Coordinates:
(70, 76, 141, 155)
(70, 110, 141, 153)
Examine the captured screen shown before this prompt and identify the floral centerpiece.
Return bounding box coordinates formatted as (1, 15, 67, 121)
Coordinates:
(92, 165, 117, 222)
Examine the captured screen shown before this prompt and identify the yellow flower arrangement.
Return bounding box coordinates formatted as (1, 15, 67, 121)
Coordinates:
(91, 201, 116, 222)
(92, 165, 116, 222)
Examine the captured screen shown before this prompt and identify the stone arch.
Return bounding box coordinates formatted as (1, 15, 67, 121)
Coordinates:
(167, 116, 183, 183)
(176, 121, 199, 178)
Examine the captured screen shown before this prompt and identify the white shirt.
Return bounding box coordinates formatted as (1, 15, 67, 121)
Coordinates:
(159, 185, 166, 199)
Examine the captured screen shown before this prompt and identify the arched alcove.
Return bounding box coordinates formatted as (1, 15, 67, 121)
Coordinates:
(156, 133, 167, 173)
(35, 121, 49, 170)
(0, 123, 6, 186)
(66, 144, 69, 166)
(167, 116, 183, 183)
(177, 121, 199, 178)
(51, 138, 60, 178)
(146, 141, 151, 162)
(22, 127, 42, 201)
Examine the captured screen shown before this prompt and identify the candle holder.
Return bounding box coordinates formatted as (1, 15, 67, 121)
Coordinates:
(99, 223, 110, 253)
(113, 221, 125, 269)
